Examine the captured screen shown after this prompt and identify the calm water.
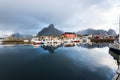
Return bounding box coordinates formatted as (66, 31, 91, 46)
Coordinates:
(0, 44, 117, 80)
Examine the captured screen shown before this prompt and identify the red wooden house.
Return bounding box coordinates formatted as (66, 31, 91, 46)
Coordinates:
(62, 32, 76, 39)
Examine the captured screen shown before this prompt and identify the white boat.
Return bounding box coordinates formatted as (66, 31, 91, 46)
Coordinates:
(64, 39, 72, 43)
(31, 38, 43, 45)
(109, 12, 120, 54)
(33, 41, 41, 44)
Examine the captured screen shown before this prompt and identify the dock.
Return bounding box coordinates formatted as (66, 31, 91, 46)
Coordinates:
(113, 70, 120, 80)
(113, 65, 120, 80)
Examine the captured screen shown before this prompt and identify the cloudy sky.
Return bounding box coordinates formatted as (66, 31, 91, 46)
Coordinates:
(0, 0, 120, 35)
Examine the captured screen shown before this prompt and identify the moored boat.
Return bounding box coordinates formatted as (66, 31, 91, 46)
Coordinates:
(109, 12, 120, 54)
(109, 44, 120, 54)
(33, 41, 41, 45)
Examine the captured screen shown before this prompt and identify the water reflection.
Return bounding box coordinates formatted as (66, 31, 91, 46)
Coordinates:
(109, 49, 120, 80)
(34, 43, 109, 54)
(109, 50, 120, 69)
(0, 43, 117, 80)
(79, 43, 109, 49)
(41, 44, 62, 54)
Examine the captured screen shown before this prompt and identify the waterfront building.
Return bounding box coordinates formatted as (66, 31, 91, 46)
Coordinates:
(61, 32, 76, 39)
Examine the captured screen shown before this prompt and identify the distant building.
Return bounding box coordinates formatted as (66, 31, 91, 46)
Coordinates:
(92, 35, 116, 39)
(61, 32, 76, 39)
(104, 35, 115, 39)
(93, 35, 103, 39)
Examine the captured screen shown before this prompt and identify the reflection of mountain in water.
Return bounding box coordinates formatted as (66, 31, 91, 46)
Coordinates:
(40, 43, 109, 52)
(79, 43, 109, 49)
(41, 44, 62, 54)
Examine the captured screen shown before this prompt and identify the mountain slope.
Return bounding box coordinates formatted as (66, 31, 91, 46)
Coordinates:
(37, 24, 63, 36)
(107, 29, 116, 35)
(11, 33, 22, 38)
(77, 28, 116, 35)
(11, 33, 33, 38)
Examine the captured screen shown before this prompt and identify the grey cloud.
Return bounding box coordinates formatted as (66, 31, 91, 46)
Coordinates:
(0, 0, 119, 34)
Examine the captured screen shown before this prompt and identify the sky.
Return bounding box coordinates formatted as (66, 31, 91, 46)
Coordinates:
(0, 0, 120, 35)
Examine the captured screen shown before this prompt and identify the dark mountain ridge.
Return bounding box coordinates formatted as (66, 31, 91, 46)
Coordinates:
(77, 28, 117, 35)
(37, 24, 64, 36)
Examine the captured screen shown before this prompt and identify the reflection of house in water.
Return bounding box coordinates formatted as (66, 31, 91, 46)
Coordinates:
(63, 42, 75, 47)
(109, 49, 120, 80)
(79, 43, 108, 49)
(41, 44, 62, 54)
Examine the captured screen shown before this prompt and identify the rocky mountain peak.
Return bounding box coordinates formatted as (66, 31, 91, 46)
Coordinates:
(107, 29, 116, 35)
(37, 24, 63, 36)
(48, 24, 55, 29)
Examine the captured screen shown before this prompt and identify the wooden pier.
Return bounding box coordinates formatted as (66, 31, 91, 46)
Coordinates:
(2, 38, 31, 44)
(90, 39, 114, 43)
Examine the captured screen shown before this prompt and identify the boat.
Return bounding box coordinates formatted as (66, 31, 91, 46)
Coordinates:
(72, 38, 80, 43)
(31, 38, 44, 45)
(109, 44, 120, 54)
(109, 13, 120, 54)
(33, 41, 41, 45)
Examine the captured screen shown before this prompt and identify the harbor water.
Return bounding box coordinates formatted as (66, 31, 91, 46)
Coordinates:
(0, 43, 117, 80)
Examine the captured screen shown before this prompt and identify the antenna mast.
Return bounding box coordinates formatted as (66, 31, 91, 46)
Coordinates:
(118, 6, 120, 50)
